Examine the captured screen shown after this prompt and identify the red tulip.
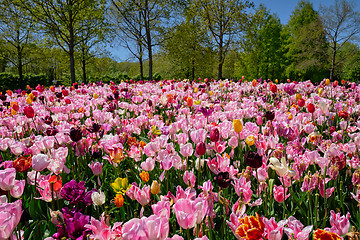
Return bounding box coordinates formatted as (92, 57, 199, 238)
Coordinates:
(23, 106, 34, 118)
(307, 103, 315, 113)
(270, 84, 277, 93)
(298, 98, 305, 107)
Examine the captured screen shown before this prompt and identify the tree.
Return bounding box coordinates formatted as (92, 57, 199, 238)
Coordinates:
(320, 0, 360, 80)
(162, 4, 215, 80)
(111, 0, 176, 81)
(237, 5, 285, 80)
(0, 0, 36, 88)
(76, 4, 109, 84)
(285, 0, 329, 81)
(197, 0, 253, 80)
(110, 0, 145, 80)
(19, 0, 107, 84)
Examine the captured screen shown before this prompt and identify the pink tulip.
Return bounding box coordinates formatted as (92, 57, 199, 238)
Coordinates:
(122, 215, 169, 240)
(183, 170, 196, 187)
(173, 198, 208, 229)
(0, 168, 16, 191)
(32, 154, 50, 172)
(190, 129, 207, 144)
(10, 142, 25, 156)
(10, 180, 25, 198)
(326, 210, 350, 236)
(180, 143, 193, 157)
(284, 216, 313, 240)
(141, 157, 156, 171)
(85, 216, 112, 240)
(273, 185, 290, 203)
(263, 217, 285, 240)
(152, 200, 171, 219)
(88, 161, 103, 176)
(0, 200, 23, 239)
(127, 185, 151, 206)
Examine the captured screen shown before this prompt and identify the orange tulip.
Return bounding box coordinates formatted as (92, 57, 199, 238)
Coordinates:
(13, 156, 32, 172)
(114, 194, 124, 208)
(236, 213, 265, 240)
(313, 229, 341, 240)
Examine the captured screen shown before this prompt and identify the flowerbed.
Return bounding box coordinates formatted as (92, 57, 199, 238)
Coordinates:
(0, 78, 359, 240)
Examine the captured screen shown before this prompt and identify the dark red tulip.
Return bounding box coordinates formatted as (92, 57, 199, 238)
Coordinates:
(196, 142, 206, 156)
(210, 128, 220, 142)
(244, 151, 263, 169)
(70, 127, 82, 142)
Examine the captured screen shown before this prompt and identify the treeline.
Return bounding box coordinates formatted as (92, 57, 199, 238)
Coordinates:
(0, 0, 359, 89)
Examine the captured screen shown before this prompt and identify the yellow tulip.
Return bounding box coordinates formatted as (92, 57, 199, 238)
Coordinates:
(11, 109, 17, 115)
(111, 177, 130, 195)
(288, 113, 293, 120)
(139, 91, 143, 96)
(246, 135, 256, 146)
(29, 92, 35, 100)
(209, 91, 214, 96)
(194, 87, 198, 93)
(318, 88, 324, 95)
(26, 97, 32, 104)
(194, 100, 201, 105)
(275, 79, 278, 83)
(151, 180, 161, 195)
(325, 78, 330, 85)
(219, 82, 224, 88)
(295, 93, 302, 101)
(93, 93, 98, 99)
(151, 125, 161, 135)
(233, 119, 243, 133)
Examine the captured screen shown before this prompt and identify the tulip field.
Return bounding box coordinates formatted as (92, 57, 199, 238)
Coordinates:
(1, 78, 360, 240)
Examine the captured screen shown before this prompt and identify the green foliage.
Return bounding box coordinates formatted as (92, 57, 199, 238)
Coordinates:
(285, 0, 329, 82)
(0, 73, 50, 91)
(236, 5, 286, 80)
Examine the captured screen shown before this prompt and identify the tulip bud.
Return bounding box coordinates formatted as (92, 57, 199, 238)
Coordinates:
(209, 128, 220, 142)
(195, 142, 206, 156)
(325, 78, 330, 85)
(307, 103, 315, 113)
(23, 106, 35, 118)
(246, 135, 256, 146)
(233, 119, 243, 133)
(114, 194, 124, 208)
(297, 98, 305, 107)
(32, 154, 50, 172)
(270, 84, 277, 93)
(151, 180, 161, 195)
(186, 97, 193, 107)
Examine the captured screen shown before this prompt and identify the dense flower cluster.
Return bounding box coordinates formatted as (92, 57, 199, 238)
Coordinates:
(0, 78, 359, 239)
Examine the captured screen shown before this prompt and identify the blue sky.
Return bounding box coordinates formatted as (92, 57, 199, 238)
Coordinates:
(108, 0, 359, 61)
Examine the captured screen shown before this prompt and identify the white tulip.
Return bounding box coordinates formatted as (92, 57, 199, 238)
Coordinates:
(269, 157, 289, 177)
(91, 190, 106, 206)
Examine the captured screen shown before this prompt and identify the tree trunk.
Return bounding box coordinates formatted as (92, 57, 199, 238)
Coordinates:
(16, 30, 23, 89)
(139, 56, 144, 80)
(145, 0, 153, 81)
(69, 10, 76, 84)
(82, 59, 87, 84)
(330, 42, 337, 80)
(192, 59, 195, 80)
(218, 34, 223, 80)
(17, 48, 23, 89)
